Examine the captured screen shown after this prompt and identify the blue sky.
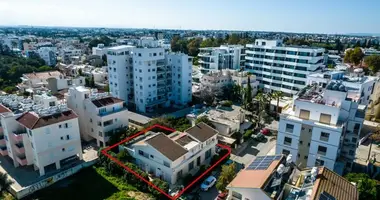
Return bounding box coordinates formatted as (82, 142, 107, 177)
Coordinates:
(0, 0, 379, 34)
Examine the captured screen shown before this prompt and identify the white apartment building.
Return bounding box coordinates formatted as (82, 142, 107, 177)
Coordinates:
(122, 122, 218, 184)
(17, 71, 85, 93)
(198, 45, 245, 74)
(245, 39, 325, 96)
(37, 47, 57, 66)
(107, 42, 192, 113)
(67, 86, 129, 147)
(276, 81, 365, 174)
(0, 94, 83, 176)
(200, 69, 259, 96)
(307, 68, 379, 106)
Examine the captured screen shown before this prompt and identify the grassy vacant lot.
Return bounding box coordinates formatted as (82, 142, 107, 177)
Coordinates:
(28, 166, 153, 200)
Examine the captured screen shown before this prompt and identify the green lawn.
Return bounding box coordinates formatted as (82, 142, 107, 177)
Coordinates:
(28, 166, 151, 200)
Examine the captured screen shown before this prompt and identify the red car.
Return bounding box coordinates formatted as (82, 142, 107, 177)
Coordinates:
(260, 128, 270, 135)
(216, 192, 228, 200)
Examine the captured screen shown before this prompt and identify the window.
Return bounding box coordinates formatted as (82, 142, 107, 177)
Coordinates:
(285, 124, 294, 133)
(320, 132, 330, 142)
(163, 161, 170, 167)
(60, 136, 64, 140)
(99, 131, 103, 137)
(304, 155, 308, 159)
(351, 137, 357, 143)
(315, 159, 324, 166)
(284, 137, 292, 146)
(282, 149, 290, 155)
(299, 109, 310, 120)
(59, 125, 62, 129)
(319, 113, 331, 124)
(349, 150, 355, 156)
(64, 123, 68, 128)
(49, 101, 56, 106)
(318, 146, 327, 155)
(188, 161, 194, 170)
(299, 140, 303, 144)
(90, 118, 92, 123)
(66, 135, 70, 140)
(62, 148, 65, 152)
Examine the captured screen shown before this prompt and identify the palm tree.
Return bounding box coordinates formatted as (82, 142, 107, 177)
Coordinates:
(0, 172, 12, 194)
(271, 91, 284, 118)
(255, 93, 270, 129)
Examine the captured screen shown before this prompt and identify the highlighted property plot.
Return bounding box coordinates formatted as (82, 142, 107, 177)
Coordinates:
(101, 124, 231, 200)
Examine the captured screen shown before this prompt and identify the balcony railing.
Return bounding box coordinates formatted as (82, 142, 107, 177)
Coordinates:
(16, 155, 27, 166)
(0, 146, 7, 156)
(98, 107, 128, 117)
(284, 141, 292, 146)
(14, 143, 25, 154)
(317, 151, 326, 156)
(12, 131, 25, 142)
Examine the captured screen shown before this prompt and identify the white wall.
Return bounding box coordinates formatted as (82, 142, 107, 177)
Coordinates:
(227, 188, 271, 200)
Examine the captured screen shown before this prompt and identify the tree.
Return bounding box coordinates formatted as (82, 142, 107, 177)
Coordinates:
(335, 39, 343, 54)
(171, 36, 181, 52)
(101, 54, 107, 66)
(254, 93, 271, 128)
(187, 38, 202, 57)
(227, 34, 240, 45)
(344, 47, 364, 66)
(271, 91, 284, 117)
(37, 66, 52, 72)
(243, 76, 252, 109)
(216, 163, 236, 192)
(345, 173, 379, 199)
(195, 116, 215, 128)
(0, 172, 12, 195)
(365, 55, 380, 73)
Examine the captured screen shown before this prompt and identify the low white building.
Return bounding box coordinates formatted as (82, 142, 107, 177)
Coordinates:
(200, 69, 259, 96)
(17, 71, 85, 94)
(67, 86, 129, 147)
(92, 43, 108, 57)
(198, 45, 245, 74)
(122, 122, 218, 184)
(276, 81, 365, 174)
(0, 94, 83, 176)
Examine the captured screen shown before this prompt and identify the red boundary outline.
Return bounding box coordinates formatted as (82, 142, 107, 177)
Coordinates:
(101, 124, 231, 200)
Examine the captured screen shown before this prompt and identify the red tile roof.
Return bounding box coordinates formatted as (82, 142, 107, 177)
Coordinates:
(16, 110, 78, 129)
(0, 104, 11, 113)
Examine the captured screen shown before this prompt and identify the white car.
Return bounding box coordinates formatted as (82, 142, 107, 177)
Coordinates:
(200, 176, 216, 191)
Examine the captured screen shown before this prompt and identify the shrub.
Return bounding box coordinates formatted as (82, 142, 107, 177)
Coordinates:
(221, 100, 233, 107)
(243, 129, 253, 140)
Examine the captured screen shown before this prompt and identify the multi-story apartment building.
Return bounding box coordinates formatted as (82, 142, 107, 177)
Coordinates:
(67, 86, 129, 147)
(245, 39, 325, 96)
(107, 42, 192, 113)
(198, 45, 245, 74)
(0, 94, 83, 176)
(227, 155, 358, 200)
(276, 81, 365, 174)
(37, 47, 57, 66)
(307, 68, 379, 106)
(200, 69, 259, 96)
(122, 122, 218, 184)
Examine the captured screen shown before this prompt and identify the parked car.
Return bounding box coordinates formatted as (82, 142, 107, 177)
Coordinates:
(253, 132, 265, 142)
(200, 176, 216, 191)
(215, 191, 228, 200)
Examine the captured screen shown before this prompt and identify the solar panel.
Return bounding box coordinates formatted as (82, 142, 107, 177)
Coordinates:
(246, 155, 283, 170)
(319, 192, 336, 200)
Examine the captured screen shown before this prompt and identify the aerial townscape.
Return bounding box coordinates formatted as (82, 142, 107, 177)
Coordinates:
(1, 1, 380, 200)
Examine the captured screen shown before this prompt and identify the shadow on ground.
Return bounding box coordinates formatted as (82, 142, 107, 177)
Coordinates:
(27, 167, 119, 200)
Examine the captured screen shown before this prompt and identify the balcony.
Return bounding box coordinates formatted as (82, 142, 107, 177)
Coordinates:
(12, 130, 26, 142)
(16, 155, 27, 166)
(156, 60, 165, 66)
(14, 143, 25, 154)
(317, 151, 326, 156)
(0, 146, 7, 156)
(98, 106, 128, 117)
